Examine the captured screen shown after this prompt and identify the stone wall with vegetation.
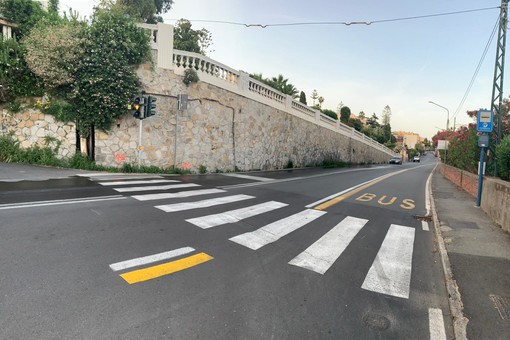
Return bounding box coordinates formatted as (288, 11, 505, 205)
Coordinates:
(94, 66, 391, 172)
(1, 108, 76, 158)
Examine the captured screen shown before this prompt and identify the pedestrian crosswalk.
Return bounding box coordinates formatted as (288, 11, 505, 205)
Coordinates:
(88, 174, 419, 299)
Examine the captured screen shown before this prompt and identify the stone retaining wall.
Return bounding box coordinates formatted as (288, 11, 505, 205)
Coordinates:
(94, 66, 392, 172)
(1, 108, 76, 158)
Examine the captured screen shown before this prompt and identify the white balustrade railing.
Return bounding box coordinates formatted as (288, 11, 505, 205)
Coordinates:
(167, 50, 394, 155)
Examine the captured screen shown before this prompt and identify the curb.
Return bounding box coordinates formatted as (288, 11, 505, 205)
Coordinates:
(429, 165, 469, 339)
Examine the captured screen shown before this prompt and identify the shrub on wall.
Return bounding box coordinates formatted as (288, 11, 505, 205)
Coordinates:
(496, 134, 510, 180)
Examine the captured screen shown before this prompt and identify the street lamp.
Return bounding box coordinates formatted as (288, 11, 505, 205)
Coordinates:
(428, 101, 450, 130)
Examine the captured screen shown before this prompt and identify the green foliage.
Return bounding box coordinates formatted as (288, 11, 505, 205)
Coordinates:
(114, 0, 174, 23)
(496, 134, 510, 180)
(0, 37, 44, 103)
(322, 159, 348, 168)
(340, 106, 351, 123)
(183, 68, 199, 86)
(299, 91, 307, 105)
(0, 133, 60, 165)
(174, 19, 212, 55)
(22, 21, 85, 89)
(199, 164, 207, 174)
(70, 9, 151, 135)
(0, 0, 47, 38)
(321, 109, 337, 120)
(34, 96, 75, 122)
(445, 126, 478, 173)
(5, 101, 22, 112)
(285, 159, 294, 169)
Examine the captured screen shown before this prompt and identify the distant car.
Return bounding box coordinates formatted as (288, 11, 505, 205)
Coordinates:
(389, 157, 402, 164)
(413, 156, 420, 162)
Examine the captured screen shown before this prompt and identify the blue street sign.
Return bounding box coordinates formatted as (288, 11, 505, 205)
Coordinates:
(477, 110, 493, 132)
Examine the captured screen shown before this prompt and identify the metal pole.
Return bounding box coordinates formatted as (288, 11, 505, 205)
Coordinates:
(174, 105, 179, 169)
(138, 118, 143, 166)
(476, 147, 485, 207)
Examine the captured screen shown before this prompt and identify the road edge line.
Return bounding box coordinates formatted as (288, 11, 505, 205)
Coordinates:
(429, 164, 468, 340)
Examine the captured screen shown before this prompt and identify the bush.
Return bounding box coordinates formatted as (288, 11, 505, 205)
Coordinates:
(322, 159, 348, 168)
(183, 68, 199, 86)
(284, 159, 294, 169)
(496, 135, 510, 180)
(199, 165, 207, 174)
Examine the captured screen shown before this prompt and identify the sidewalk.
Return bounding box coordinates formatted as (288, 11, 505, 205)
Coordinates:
(0, 162, 98, 182)
(431, 169, 510, 339)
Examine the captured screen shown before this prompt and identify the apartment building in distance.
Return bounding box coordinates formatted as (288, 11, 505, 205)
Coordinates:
(393, 131, 423, 149)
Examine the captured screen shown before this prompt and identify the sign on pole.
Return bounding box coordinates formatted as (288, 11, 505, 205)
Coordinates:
(477, 110, 494, 133)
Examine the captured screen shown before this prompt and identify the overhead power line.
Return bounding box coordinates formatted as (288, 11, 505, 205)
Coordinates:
(167, 6, 499, 28)
(451, 17, 500, 121)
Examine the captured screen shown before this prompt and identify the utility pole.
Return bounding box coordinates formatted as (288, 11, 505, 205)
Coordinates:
(490, 0, 508, 175)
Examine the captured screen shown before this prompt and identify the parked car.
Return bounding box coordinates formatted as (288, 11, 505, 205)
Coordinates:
(413, 156, 420, 162)
(389, 157, 402, 164)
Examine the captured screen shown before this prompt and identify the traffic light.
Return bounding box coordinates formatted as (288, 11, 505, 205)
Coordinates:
(131, 96, 143, 119)
(146, 96, 157, 117)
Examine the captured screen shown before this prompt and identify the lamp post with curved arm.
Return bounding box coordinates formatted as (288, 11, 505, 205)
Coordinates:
(428, 101, 450, 130)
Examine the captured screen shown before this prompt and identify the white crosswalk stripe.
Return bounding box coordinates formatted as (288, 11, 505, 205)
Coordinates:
(361, 224, 415, 299)
(114, 183, 200, 192)
(186, 201, 288, 229)
(155, 194, 255, 212)
(98, 179, 179, 186)
(132, 188, 226, 201)
(288, 216, 368, 274)
(229, 209, 327, 250)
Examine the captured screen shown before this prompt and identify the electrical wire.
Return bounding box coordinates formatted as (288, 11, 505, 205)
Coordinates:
(451, 16, 500, 121)
(166, 6, 499, 28)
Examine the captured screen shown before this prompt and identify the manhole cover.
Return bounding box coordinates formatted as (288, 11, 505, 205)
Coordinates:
(362, 312, 390, 331)
(490, 294, 510, 320)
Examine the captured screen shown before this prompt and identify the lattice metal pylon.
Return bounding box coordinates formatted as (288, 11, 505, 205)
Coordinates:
(491, 0, 508, 147)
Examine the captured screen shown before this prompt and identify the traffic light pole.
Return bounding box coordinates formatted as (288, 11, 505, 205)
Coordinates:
(138, 118, 143, 166)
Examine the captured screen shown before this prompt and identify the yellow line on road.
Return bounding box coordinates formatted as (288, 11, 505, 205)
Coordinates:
(314, 168, 412, 211)
(120, 252, 213, 284)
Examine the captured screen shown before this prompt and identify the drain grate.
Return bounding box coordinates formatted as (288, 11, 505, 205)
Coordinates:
(413, 214, 432, 222)
(489, 294, 510, 320)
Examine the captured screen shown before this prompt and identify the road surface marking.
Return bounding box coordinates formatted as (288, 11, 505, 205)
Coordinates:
(132, 189, 226, 201)
(78, 174, 164, 181)
(0, 195, 126, 210)
(429, 308, 447, 340)
(155, 194, 255, 212)
(289, 216, 368, 274)
(361, 224, 415, 299)
(307, 167, 419, 210)
(229, 209, 327, 250)
(98, 179, 179, 186)
(223, 173, 275, 181)
(114, 183, 200, 192)
(186, 201, 288, 229)
(109, 247, 195, 271)
(119, 252, 213, 284)
(422, 221, 430, 231)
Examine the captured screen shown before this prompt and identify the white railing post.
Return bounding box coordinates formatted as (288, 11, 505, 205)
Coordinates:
(315, 109, 321, 122)
(239, 71, 249, 92)
(285, 95, 293, 109)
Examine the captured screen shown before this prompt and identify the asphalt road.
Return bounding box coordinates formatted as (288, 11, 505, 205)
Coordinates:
(0, 155, 452, 339)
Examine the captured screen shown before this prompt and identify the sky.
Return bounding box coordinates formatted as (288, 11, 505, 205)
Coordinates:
(58, 0, 507, 139)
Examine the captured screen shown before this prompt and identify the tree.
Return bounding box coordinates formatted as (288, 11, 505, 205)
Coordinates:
(22, 21, 85, 89)
(311, 89, 318, 106)
(0, 0, 47, 38)
(318, 96, 324, 109)
(299, 91, 307, 105)
(173, 19, 212, 55)
(382, 105, 391, 125)
(358, 111, 366, 120)
(114, 0, 174, 23)
(367, 113, 379, 128)
(70, 9, 151, 136)
(340, 106, 351, 123)
(281, 83, 299, 98)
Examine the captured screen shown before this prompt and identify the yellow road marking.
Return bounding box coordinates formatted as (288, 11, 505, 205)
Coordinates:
(313, 167, 417, 210)
(120, 252, 213, 284)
